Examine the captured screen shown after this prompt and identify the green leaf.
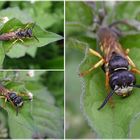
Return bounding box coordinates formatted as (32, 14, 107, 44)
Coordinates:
(20, 1, 56, 28)
(0, 18, 62, 58)
(129, 113, 140, 138)
(6, 44, 27, 58)
(31, 88, 63, 138)
(66, 2, 93, 26)
(120, 34, 140, 48)
(66, 22, 89, 36)
(7, 87, 63, 139)
(26, 46, 37, 57)
(0, 110, 8, 138)
(0, 42, 5, 67)
(114, 2, 140, 20)
(66, 2, 94, 36)
(0, 7, 32, 23)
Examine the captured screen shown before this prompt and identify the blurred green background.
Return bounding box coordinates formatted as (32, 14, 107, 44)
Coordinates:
(0, 1, 64, 69)
(66, 48, 95, 138)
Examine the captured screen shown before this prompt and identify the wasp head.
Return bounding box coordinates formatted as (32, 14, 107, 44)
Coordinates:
(26, 29, 32, 37)
(109, 70, 136, 96)
(9, 92, 23, 107)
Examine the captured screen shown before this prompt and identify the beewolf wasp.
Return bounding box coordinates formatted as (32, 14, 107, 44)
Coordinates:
(0, 22, 39, 45)
(0, 84, 32, 115)
(80, 17, 140, 110)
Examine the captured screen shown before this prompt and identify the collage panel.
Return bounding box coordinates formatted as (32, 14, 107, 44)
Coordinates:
(0, 70, 64, 139)
(0, 0, 64, 139)
(66, 1, 140, 139)
(0, 1, 64, 69)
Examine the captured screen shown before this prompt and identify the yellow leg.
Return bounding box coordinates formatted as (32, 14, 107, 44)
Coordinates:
(131, 68, 140, 75)
(24, 23, 32, 29)
(125, 48, 130, 55)
(126, 55, 136, 68)
(9, 38, 24, 50)
(105, 71, 110, 91)
(126, 54, 140, 75)
(79, 59, 104, 77)
(0, 96, 7, 108)
(12, 38, 24, 45)
(88, 48, 103, 59)
(3, 98, 7, 108)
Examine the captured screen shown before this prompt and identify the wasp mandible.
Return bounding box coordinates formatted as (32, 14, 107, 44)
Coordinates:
(0, 84, 32, 115)
(80, 25, 140, 110)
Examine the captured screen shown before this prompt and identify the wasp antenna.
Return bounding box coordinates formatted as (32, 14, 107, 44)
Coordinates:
(98, 90, 115, 110)
(32, 22, 36, 30)
(23, 98, 31, 101)
(33, 35, 39, 42)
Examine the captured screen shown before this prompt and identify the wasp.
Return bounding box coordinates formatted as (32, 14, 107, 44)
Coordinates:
(80, 24, 140, 110)
(0, 23, 39, 45)
(0, 84, 32, 115)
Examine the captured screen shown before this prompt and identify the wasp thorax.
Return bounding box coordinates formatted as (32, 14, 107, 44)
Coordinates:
(8, 92, 23, 107)
(109, 54, 129, 73)
(109, 70, 136, 96)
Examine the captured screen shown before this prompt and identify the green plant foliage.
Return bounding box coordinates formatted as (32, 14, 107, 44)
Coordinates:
(0, 17, 62, 60)
(0, 71, 64, 139)
(1, 18, 62, 55)
(66, 1, 140, 138)
(66, 1, 94, 36)
(66, 2, 93, 25)
(0, 1, 63, 69)
(41, 71, 64, 108)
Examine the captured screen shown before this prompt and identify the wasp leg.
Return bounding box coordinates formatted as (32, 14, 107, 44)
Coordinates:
(105, 71, 110, 91)
(12, 38, 24, 45)
(126, 55, 140, 74)
(79, 59, 104, 77)
(88, 48, 103, 59)
(9, 38, 24, 50)
(3, 98, 7, 108)
(33, 35, 39, 42)
(125, 48, 130, 55)
(131, 68, 140, 75)
(126, 55, 136, 68)
(0, 96, 6, 108)
(126, 55, 140, 75)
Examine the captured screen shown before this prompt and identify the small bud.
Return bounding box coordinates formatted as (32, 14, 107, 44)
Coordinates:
(27, 92, 33, 100)
(30, 0, 35, 4)
(27, 70, 35, 77)
(1, 17, 9, 23)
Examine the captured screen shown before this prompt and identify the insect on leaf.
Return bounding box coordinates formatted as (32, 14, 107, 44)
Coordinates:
(79, 44, 140, 138)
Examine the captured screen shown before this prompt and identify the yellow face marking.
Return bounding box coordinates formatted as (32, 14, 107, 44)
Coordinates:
(123, 94, 126, 97)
